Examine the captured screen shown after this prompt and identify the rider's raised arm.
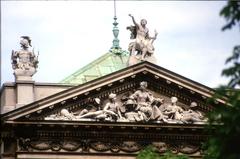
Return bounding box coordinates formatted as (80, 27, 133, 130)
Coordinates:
(129, 14, 139, 28)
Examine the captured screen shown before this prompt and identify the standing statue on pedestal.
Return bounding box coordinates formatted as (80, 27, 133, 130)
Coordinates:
(11, 36, 39, 78)
(127, 14, 158, 66)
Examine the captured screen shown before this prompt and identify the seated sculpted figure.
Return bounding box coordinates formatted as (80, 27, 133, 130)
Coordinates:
(103, 93, 122, 120)
(150, 98, 168, 122)
(130, 81, 153, 121)
(124, 98, 142, 122)
(163, 97, 184, 121)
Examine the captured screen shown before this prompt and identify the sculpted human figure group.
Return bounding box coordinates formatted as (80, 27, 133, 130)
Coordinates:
(46, 82, 206, 124)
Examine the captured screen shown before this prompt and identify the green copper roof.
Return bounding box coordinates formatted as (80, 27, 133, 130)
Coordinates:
(60, 50, 129, 85)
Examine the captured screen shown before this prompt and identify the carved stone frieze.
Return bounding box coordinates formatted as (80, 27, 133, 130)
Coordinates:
(18, 138, 201, 155)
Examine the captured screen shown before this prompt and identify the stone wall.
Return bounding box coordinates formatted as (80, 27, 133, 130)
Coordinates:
(0, 82, 73, 114)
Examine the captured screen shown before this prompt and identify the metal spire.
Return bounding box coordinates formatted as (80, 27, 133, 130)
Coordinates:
(111, 0, 121, 50)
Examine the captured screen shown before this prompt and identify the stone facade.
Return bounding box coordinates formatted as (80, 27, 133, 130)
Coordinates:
(1, 62, 225, 159)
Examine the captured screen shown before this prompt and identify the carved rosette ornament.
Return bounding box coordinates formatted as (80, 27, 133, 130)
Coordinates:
(11, 36, 39, 77)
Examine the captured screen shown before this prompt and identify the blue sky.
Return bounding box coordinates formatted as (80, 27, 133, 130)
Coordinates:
(1, 1, 240, 88)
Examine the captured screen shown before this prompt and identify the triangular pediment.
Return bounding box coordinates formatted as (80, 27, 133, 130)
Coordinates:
(2, 62, 225, 124)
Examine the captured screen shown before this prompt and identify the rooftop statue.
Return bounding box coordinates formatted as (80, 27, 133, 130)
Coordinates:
(11, 36, 39, 78)
(127, 14, 158, 66)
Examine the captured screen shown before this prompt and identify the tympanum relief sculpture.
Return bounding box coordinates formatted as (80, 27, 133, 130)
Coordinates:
(45, 81, 207, 124)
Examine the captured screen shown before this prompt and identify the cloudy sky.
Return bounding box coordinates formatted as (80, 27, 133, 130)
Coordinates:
(1, 1, 240, 88)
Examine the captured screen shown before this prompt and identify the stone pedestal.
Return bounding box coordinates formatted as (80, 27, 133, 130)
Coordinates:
(15, 76, 35, 108)
(128, 54, 157, 66)
(15, 75, 33, 81)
